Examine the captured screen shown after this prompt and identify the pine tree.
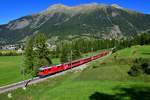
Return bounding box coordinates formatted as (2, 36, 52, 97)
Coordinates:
(23, 36, 34, 75)
(60, 41, 70, 63)
(72, 49, 81, 60)
(34, 33, 52, 68)
(60, 48, 69, 63)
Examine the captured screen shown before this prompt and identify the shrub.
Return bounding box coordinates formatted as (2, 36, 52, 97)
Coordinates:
(128, 58, 150, 76)
(0, 51, 21, 56)
(92, 65, 99, 69)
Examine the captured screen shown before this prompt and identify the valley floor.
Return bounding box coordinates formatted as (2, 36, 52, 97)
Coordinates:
(0, 45, 150, 100)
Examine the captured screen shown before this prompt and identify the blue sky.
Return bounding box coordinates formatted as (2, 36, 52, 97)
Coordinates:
(0, 0, 149, 24)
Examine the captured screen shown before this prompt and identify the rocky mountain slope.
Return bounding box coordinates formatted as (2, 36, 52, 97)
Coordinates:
(0, 3, 150, 44)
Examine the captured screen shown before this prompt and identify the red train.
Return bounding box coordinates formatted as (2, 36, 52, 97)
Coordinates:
(38, 51, 109, 77)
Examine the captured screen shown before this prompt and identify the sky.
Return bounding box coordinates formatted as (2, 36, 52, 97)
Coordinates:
(0, 0, 149, 24)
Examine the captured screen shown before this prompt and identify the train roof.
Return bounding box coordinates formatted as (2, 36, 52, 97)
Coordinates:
(38, 51, 107, 71)
(38, 66, 52, 71)
(38, 64, 62, 71)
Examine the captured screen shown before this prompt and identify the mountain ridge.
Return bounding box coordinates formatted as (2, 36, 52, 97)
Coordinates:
(0, 3, 150, 44)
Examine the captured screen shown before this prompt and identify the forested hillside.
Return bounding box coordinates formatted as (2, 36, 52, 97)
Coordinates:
(0, 3, 150, 44)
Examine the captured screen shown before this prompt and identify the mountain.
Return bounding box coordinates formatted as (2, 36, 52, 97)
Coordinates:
(0, 3, 150, 44)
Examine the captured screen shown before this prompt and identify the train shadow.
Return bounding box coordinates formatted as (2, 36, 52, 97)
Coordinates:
(89, 86, 150, 100)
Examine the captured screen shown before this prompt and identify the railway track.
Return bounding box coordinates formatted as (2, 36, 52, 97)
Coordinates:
(0, 51, 111, 94)
(0, 64, 87, 94)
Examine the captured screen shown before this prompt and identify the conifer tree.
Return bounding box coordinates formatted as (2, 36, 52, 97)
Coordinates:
(23, 36, 34, 75)
(60, 42, 70, 63)
(34, 33, 52, 68)
(72, 49, 81, 60)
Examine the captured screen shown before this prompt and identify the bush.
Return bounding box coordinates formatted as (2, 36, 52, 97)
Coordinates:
(128, 58, 150, 76)
(0, 51, 21, 56)
(92, 65, 99, 69)
(112, 47, 117, 53)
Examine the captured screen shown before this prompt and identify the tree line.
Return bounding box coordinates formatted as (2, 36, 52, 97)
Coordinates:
(23, 33, 150, 76)
(54, 33, 150, 62)
(0, 51, 21, 56)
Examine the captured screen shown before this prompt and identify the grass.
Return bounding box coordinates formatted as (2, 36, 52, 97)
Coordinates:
(0, 72, 150, 100)
(0, 50, 102, 87)
(0, 45, 150, 100)
(0, 56, 61, 86)
(0, 56, 23, 86)
(115, 45, 150, 59)
(65, 45, 150, 80)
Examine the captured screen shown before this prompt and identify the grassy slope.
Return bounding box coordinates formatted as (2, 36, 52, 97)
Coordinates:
(78, 45, 150, 82)
(0, 45, 150, 100)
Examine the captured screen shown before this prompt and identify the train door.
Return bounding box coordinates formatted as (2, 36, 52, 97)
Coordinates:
(44, 69, 49, 74)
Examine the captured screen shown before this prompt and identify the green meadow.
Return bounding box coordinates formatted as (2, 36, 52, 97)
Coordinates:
(0, 45, 150, 100)
(0, 56, 62, 86)
(0, 56, 23, 86)
(0, 50, 102, 87)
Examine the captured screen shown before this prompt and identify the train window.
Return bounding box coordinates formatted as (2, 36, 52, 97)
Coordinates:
(41, 70, 44, 72)
(58, 66, 61, 68)
(72, 61, 79, 64)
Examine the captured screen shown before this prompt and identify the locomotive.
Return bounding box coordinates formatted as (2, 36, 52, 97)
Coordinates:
(38, 51, 109, 77)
